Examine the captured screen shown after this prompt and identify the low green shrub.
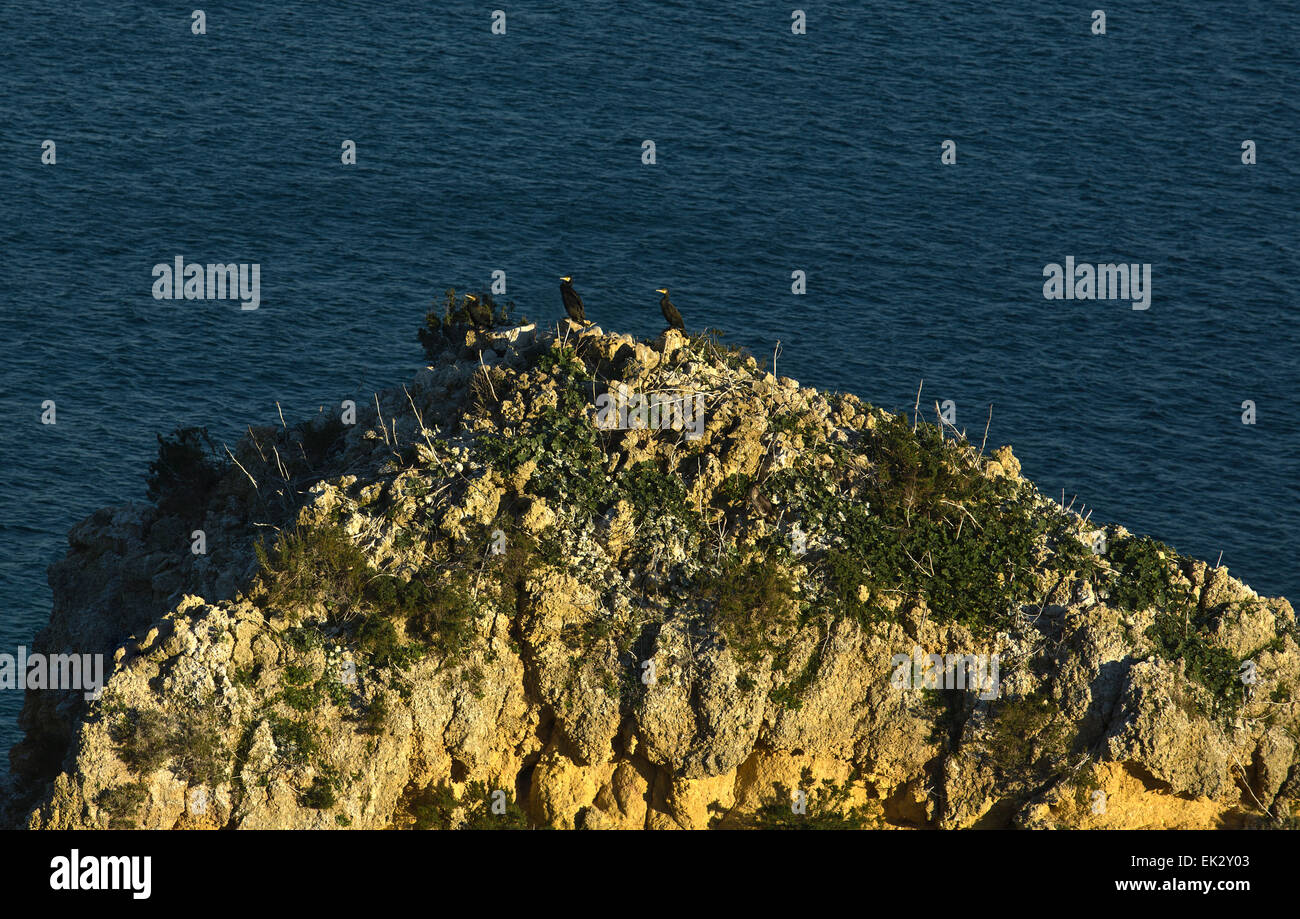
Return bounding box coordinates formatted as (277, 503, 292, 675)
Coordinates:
(405, 781, 532, 830)
(712, 768, 880, 829)
(96, 782, 149, 828)
(146, 426, 226, 517)
(704, 556, 800, 663)
(108, 705, 228, 785)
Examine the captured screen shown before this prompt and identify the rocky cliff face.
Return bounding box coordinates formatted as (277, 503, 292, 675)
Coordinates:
(5, 323, 1298, 830)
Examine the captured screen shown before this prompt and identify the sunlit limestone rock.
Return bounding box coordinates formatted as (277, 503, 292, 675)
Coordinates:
(4, 322, 1296, 831)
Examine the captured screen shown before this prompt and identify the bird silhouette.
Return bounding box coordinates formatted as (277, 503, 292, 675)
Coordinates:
(656, 287, 684, 331)
(560, 276, 589, 325)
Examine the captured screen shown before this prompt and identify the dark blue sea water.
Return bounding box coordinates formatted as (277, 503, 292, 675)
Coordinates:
(1, 1, 1296, 754)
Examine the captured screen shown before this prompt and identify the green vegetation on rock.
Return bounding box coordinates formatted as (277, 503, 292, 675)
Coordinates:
(15, 318, 1297, 832)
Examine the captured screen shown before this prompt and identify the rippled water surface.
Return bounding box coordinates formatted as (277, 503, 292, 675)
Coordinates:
(1, 0, 1296, 751)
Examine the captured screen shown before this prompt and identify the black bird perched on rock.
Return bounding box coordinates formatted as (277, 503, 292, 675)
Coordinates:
(560, 276, 588, 325)
(656, 287, 684, 331)
(465, 293, 494, 330)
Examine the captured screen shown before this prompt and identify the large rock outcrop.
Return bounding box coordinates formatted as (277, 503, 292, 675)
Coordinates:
(4, 321, 1297, 830)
